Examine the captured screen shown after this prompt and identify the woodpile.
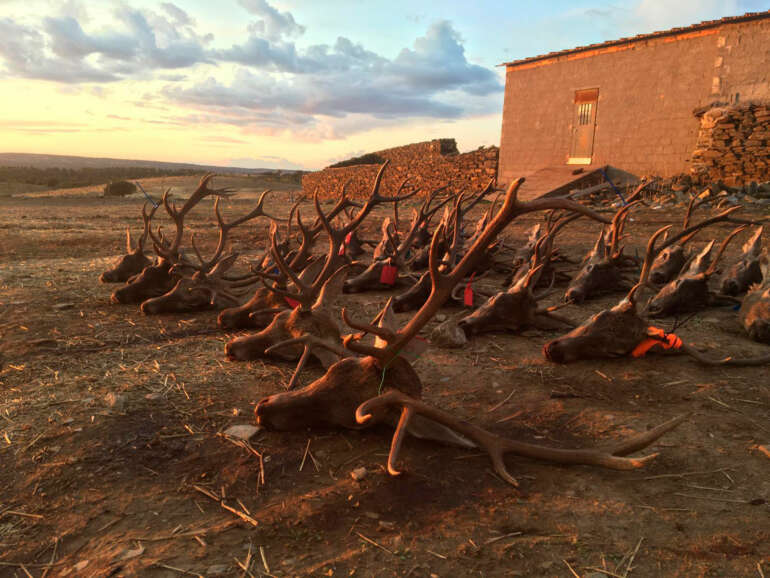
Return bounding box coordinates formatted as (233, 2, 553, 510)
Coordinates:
(690, 102, 770, 187)
(302, 139, 499, 199)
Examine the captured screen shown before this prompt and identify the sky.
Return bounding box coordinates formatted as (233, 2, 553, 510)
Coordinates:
(0, 0, 767, 170)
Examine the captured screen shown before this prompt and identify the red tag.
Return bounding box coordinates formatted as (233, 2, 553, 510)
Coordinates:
(380, 264, 398, 285)
(339, 232, 353, 256)
(285, 297, 300, 309)
(463, 273, 476, 307)
(464, 285, 473, 307)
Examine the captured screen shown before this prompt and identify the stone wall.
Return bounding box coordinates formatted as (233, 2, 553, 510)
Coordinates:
(498, 16, 770, 185)
(302, 139, 499, 199)
(690, 102, 770, 186)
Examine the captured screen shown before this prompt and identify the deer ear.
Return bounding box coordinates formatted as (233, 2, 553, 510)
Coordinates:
(294, 257, 324, 287)
(208, 253, 240, 278)
(759, 252, 770, 282)
(743, 226, 763, 258)
(374, 298, 397, 350)
(590, 227, 607, 256)
(687, 240, 716, 275)
(312, 265, 350, 314)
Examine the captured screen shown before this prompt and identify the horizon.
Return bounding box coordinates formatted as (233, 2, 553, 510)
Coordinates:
(1, 0, 766, 170)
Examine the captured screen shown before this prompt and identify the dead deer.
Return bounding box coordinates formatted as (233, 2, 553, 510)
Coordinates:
(340, 181, 453, 294)
(99, 202, 157, 283)
(646, 226, 745, 318)
(140, 192, 277, 314)
(110, 174, 234, 304)
(457, 213, 578, 337)
(720, 226, 764, 295)
(224, 169, 418, 388)
(217, 258, 324, 330)
(391, 187, 496, 311)
(255, 180, 690, 486)
(544, 212, 770, 365)
(739, 254, 770, 343)
(564, 201, 641, 303)
(647, 196, 708, 285)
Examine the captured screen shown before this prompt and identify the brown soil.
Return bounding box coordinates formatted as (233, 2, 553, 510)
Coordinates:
(1, 185, 768, 577)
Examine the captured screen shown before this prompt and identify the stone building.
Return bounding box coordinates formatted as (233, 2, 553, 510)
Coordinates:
(498, 11, 770, 187)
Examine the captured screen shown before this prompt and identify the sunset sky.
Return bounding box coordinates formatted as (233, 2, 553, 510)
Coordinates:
(1, 0, 766, 170)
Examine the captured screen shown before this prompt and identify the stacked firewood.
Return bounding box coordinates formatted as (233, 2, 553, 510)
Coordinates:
(691, 102, 770, 187)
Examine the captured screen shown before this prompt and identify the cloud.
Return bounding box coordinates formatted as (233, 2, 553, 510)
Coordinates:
(0, 1, 501, 138)
(0, 4, 212, 83)
(177, 20, 502, 135)
(237, 0, 305, 40)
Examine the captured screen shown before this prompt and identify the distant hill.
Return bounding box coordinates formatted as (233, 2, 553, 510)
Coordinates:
(0, 152, 303, 175)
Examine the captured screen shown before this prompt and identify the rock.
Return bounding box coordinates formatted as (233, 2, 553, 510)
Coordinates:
(351, 467, 368, 481)
(429, 318, 467, 348)
(223, 424, 262, 441)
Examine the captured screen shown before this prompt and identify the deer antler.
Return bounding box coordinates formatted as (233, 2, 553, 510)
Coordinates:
(356, 390, 688, 486)
(190, 192, 279, 275)
(149, 174, 236, 260)
(342, 178, 611, 364)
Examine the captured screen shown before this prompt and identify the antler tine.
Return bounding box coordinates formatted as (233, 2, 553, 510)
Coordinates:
(285, 197, 303, 241)
(341, 307, 397, 342)
(624, 178, 654, 204)
(268, 223, 313, 306)
(460, 178, 495, 214)
(137, 201, 159, 252)
(200, 194, 283, 274)
(705, 225, 748, 277)
(249, 189, 282, 222)
(365, 178, 612, 365)
(628, 225, 673, 306)
(609, 199, 641, 258)
(656, 205, 743, 256)
(356, 390, 688, 486)
(421, 185, 452, 219)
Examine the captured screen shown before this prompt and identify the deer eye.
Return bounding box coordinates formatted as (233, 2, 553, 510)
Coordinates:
(586, 264, 595, 272)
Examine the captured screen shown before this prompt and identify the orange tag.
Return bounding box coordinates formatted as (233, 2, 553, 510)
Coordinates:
(380, 264, 398, 285)
(631, 327, 683, 358)
(285, 297, 300, 309)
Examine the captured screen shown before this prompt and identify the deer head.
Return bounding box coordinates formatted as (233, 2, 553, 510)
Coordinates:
(646, 227, 744, 318)
(342, 183, 454, 293)
(739, 254, 770, 343)
(720, 226, 764, 295)
(217, 259, 325, 330)
(110, 258, 177, 304)
(544, 210, 770, 366)
(140, 192, 277, 315)
(564, 202, 640, 304)
(255, 181, 685, 485)
(459, 215, 577, 337)
(648, 197, 705, 285)
(100, 202, 157, 283)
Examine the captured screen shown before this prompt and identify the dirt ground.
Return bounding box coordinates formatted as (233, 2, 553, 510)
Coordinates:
(0, 178, 768, 577)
